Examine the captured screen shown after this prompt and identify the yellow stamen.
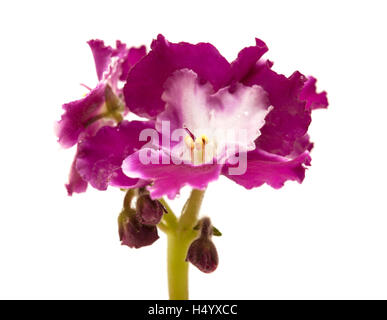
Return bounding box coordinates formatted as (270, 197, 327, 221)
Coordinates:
(185, 135, 195, 163)
(194, 135, 208, 163)
(201, 135, 208, 163)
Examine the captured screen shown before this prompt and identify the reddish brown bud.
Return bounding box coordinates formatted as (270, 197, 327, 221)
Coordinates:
(186, 237, 219, 273)
(136, 195, 165, 226)
(186, 217, 218, 273)
(118, 209, 159, 249)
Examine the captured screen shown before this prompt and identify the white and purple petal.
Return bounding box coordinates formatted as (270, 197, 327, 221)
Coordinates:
(157, 69, 271, 163)
(124, 34, 231, 118)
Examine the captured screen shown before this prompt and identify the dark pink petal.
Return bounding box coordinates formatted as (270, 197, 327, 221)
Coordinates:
(65, 150, 88, 196)
(88, 40, 114, 81)
(124, 34, 231, 118)
(230, 38, 268, 82)
(222, 148, 311, 189)
(291, 134, 314, 157)
(122, 149, 222, 199)
(88, 39, 146, 88)
(119, 45, 147, 81)
(76, 120, 153, 190)
(299, 77, 329, 110)
(245, 61, 313, 156)
(56, 83, 106, 148)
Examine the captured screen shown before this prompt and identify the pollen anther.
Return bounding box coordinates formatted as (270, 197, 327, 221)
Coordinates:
(201, 134, 208, 145)
(184, 135, 195, 149)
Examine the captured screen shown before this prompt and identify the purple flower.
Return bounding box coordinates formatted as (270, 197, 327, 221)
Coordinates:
(123, 68, 271, 199)
(57, 39, 146, 195)
(121, 35, 328, 199)
(57, 40, 146, 149)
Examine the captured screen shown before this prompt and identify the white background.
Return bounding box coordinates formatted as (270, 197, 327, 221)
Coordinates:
(0, 0, 386, 299)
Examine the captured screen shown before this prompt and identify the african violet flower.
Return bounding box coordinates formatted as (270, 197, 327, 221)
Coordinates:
(121, 35, 328, 199)
(58, 35, 328, 300)
(56, 40, 146, 195)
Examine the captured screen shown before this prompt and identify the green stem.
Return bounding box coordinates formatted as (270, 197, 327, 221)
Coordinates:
(167, 189, 205, 300)
(179, 189, 206, 232)
(157, 221, 169, 234)
(159, 198, 178, 229)
(167, 233, 192, 300)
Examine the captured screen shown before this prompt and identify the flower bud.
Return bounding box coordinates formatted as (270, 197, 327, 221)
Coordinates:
(118, 209, 159, 249)
(136, 194, 165, 226)
(186, 237, 219, 273)
(186, 217, 218, 273)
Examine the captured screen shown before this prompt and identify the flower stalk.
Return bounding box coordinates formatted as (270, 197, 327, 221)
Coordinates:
(161, 189, 205, 300)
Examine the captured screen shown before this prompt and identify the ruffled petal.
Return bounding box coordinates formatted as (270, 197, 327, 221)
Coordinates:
(88, 40, 114, 81)
(299, 77, 328, 110)
(244, 61, 313, 156)
(88, 39, 146, 90)
(230, 38, 268, 82)
(122, 149, 222, 199)
(56, 83, 106, 148)
(76, 120, 153, 190)
(222, 148, 311, 189)
(124, 34, 231, 118)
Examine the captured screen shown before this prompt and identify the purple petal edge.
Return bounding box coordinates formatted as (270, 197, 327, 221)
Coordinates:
(222, 149, 311, 189)
(122, 149, 222, 199)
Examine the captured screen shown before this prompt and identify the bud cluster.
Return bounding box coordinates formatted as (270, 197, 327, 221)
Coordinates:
(118, 189, 166, 249)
